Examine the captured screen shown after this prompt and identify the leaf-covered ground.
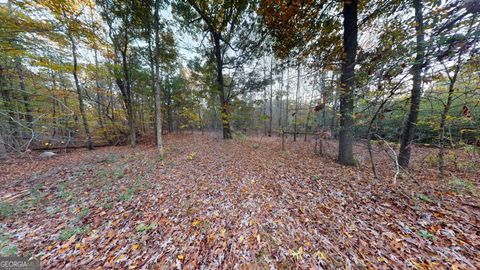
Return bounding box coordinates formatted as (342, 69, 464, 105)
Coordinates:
(1, 134, 479, 269)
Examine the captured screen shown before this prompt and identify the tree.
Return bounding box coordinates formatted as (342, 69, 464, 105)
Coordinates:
(398, 0, 426, 168)
(435, 15, 478, 178)
(152, 0, 164, 157)
(1, 0, 54, 150)
(258, 0, 358, 164)
(98, 0, 137, 147)
(174, 0, 260, 139)
(138, 0, 175, 158)
(268, 57, 273, 136)
(294, 64, 300, 142)
(68, 23, 94, 150)
(337, 0, 358, 165)
(22, 0, 96, 149)
(88, 6, 108, 142)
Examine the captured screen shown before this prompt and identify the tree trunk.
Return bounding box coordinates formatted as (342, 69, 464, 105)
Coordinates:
(154, 78, 163, 156)
(108, 80, 115, 123)
(199, 109, 203, 134)
(93, 48, 107, 140)
(438, 76, 456, 179)
(69, 35, 93, 150)
(305, 73, 317, 141)
(294, 64, 300, 142)
(49, 71, 58, 137)
(168, 97, 173, 132)
(119, 49, 136, 147)
(213, 33, 232, 139)
(140, 96, 147, 133)
(90, 9, 106, 142)
(338, 0, 358, 166)
(263, 57, 268, 136)
(101, 0, 136, 147)
(331, 89, 338, 133)
(147, 28, 157, 140)
(153, 0, 164, 158)
(285, 64, 290, 129)
(0, 65, 19, 148)
(16, 59, 33, 129)
(323, 72, 331, 128)
(398, 0, 425, 168)
(268, 57, 273, 136)
(0, 133, 6, 159)
(439, 57, 463, 178)
(278, 69, 283, 128)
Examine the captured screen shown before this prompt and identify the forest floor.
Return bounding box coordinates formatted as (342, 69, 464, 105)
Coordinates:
(0, 133, 479, 269)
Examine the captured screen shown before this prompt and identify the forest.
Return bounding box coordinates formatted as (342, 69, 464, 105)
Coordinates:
(0, 0, 479, 269)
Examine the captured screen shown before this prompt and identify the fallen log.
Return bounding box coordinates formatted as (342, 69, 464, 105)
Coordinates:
(30, 143, 115, 151)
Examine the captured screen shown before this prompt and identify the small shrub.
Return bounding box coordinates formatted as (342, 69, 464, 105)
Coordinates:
(463, 144, 476, 154)
(444, 152, 456, 162)
(428, 151, 455, 164)
(353, 155, 365, 167)
(456, 160, 477, 171)
(425, 153, 438, 167)
(232, 131, 247, 140)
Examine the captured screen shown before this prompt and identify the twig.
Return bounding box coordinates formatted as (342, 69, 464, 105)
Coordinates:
(374, 134, 400, 185)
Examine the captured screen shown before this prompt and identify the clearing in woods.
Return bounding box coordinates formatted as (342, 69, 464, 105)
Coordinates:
(0, 134, 479, 269)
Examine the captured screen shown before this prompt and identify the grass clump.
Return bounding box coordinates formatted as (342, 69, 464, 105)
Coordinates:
(417, 194, 435, 203)
(0, 203, 15, 218)
(58, 182, 73, 201)
(418, 229, 435, 241)
(58, 225, 90, 241)
(0, 231, 17, 256)
(425, 153, 438, 167)
(135, 222, 158, 233)
(448, 177, 477, 195)
(119, 187, 135, 202)
(232, 131, 247, 141)
(105, 153, 119, 164)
